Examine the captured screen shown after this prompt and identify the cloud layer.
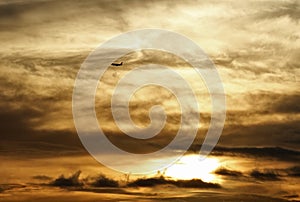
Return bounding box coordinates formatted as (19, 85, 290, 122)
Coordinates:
(0, 0, 299, 185)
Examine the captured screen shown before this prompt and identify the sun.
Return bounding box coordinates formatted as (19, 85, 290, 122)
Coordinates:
(164, 155, 220, 182)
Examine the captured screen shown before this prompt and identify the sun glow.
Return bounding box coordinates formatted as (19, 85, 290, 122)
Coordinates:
(165, 155, 220, 182)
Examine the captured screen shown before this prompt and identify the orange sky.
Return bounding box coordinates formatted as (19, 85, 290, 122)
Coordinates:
(0, 0, 299, 201)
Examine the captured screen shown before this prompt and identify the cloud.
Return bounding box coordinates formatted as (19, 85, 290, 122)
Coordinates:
(0, 0, 298, 54)
(234, 93, 300, 114)
(50, 171, 120, 188)
(254, 1, 300, 21)
(0, 0, 298, 169)
(214, 168, 243, 177)
(127, 177, 221, 188)
(0, 0, 172, 51)
(0, 3, 298, 201)
(210, 146, 300, 162)
(90, 174, 119, 187)
(283, 194, 299, 200)
(285, 166, 300, 177)
(271, 94, 300, 114)
(215, 165, 300, 182)
(0, 53, 86, 153)
(32, 175, 52, 181)
(250, 169, 280, 181)
(0, 138, 85, 158)
(0, 184, 26, 193)
(51, 170, 82, 187)
(49, 170, 220, 189)
(219, 120, 300, 149)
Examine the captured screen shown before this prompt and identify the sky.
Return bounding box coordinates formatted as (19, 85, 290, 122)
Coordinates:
(0, 0, 299, 201)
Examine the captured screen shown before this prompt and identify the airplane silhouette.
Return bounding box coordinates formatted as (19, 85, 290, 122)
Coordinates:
(111, 62, 123, 66)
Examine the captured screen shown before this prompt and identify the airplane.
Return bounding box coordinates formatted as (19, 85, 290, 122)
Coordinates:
(111, 62, 123, 66)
